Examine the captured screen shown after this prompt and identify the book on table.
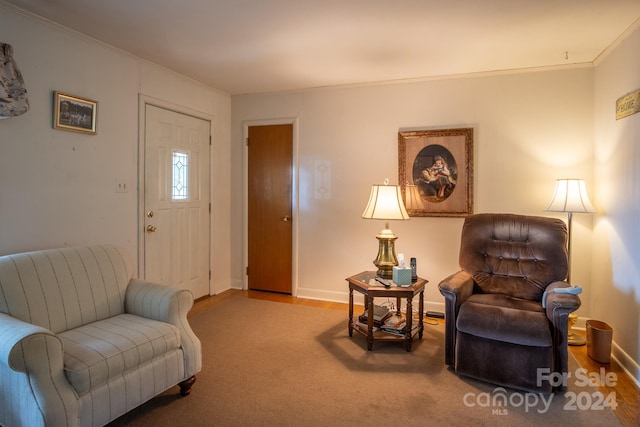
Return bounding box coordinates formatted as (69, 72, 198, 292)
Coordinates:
(358, 305, 390, 326)
(379, 313, 407, 334)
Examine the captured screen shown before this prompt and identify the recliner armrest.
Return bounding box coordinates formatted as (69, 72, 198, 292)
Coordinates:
(438, 270, 474, 366)
(125, 279, 202, 377)
(544, 281, 581, 326)
(438, 270, 474, 304)
(543, 281, 581, 389)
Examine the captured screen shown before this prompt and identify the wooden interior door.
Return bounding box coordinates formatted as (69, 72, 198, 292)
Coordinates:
(247, 124, 293, 294)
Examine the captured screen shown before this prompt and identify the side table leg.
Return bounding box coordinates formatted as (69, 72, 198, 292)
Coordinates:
(348, 288, 354, 337)
(367, 297, 374, 351)
(418, 291, 424, 339)
(405, 297, 413, 352)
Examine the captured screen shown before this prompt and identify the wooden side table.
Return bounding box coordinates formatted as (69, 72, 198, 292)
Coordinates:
(346, 271, 427, 351)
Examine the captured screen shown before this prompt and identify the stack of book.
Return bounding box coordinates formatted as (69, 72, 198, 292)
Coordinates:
(358, 305, 391, 326)
(379, 313, 407, 335)
(354, 306, 418, 336)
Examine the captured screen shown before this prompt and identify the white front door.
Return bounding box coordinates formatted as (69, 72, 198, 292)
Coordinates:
(143, 104, 210, 298)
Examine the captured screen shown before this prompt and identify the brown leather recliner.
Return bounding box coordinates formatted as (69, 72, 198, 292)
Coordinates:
(438, 213, 581, 393)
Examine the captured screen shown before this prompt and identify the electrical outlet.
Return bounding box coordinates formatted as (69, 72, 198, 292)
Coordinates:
(116, 180, 129, 193)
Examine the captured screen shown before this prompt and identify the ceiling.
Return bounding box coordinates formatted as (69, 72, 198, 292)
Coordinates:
(5, 0, 640, 95)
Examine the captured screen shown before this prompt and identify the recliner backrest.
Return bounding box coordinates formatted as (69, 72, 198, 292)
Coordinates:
(459, 213, 568, 301)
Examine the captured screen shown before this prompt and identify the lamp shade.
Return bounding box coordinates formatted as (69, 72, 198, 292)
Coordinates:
(403, 184, 424, 211)
(362, 184, 410, 220)
(545, 179, 595, 213)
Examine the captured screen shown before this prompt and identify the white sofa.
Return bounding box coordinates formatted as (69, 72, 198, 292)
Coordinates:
(0, 244, 202, 427)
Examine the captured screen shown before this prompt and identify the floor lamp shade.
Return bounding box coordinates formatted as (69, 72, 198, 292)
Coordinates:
(362, 182, 410, 278)
(545, 179, 595, 214)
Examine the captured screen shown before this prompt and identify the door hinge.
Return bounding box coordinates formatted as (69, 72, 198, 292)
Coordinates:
(246, 137, 249, 146)
(209, 135, 212, 146)
(245, 266, 249, 275)
(209, 270, 211, 280)
(209, 202, 211, 213)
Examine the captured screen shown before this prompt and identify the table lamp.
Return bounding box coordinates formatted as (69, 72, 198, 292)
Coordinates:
(362, 179, 410, 279)
(545, 178, 595, 346)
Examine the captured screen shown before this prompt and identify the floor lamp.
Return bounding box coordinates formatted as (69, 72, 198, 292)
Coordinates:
(545, 178, 595, 346)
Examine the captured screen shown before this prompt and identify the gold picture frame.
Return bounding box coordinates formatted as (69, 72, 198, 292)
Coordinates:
(53, 91, 97, 134)
(398, 127, 473, 217)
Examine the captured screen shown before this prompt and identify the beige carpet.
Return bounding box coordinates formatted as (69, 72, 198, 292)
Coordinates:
(108, 296, 621, 426)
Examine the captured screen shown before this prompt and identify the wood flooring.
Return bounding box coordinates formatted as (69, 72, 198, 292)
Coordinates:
(191, 289, 639, 427)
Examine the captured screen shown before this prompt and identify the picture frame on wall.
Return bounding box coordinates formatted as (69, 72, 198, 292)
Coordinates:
(53, 91, 97, 134)
(398, 127, 473, 217)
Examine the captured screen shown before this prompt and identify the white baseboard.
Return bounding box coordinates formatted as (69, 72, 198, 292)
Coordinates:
(295, 287, 352, 303)
(612, 341, 640, 388)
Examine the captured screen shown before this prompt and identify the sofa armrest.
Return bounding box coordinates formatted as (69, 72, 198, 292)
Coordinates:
(438, 270, 474, 366)
(125, 279, 202, 377)
(0, 313, 78, 427)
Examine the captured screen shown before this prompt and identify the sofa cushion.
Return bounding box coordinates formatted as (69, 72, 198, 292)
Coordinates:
(456, 294, 552, 347)
(59, 313, 181, 396)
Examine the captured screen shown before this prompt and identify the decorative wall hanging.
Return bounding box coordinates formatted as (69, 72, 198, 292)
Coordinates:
(53, 91, 97, 134)
(0, 42, 30, 118)
(616, 88, 640, 120)
(398, 127, 473, 217)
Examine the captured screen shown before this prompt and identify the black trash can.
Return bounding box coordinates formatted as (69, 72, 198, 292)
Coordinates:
(586, 320, 613, 363)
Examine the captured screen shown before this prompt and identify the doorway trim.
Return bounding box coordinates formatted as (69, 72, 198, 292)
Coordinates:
(242, 117, 299, 295)
(137, 94, 215, 290)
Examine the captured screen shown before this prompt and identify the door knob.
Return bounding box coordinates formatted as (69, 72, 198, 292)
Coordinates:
(282, 215, 291, 222)
(146, 225, 157, 233)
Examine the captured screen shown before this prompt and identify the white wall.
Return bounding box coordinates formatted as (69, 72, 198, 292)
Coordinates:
(232, 68, 595, 312)
(0, 4, 233, 294)
(593, 25, 640, 379)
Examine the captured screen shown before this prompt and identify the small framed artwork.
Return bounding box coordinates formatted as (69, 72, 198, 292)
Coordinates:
(398, 127, 473, 217)
(53, 91, 97, 134)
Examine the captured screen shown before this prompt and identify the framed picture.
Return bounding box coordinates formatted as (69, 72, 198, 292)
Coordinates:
(398, 127, 473, 217)
(53, 91, 97, 134)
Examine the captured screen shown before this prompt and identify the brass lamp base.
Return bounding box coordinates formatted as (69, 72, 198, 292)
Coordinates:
(568, 312, 586, 346)
(373, 228, 398, 279)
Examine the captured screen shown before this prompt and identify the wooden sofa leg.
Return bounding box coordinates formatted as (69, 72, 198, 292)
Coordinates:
(179, 375, 196, 396)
